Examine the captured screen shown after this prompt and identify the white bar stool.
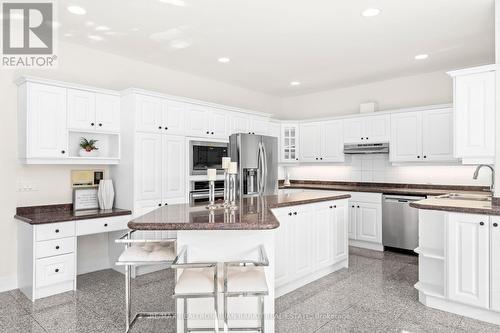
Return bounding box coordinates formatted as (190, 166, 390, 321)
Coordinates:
(223, 245, 269, 333)
(115, 231, 177, 332)
(172, 245, 219, 333)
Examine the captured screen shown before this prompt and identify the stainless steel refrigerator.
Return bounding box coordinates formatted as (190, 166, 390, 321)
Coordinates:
(229, 133, 278, 197)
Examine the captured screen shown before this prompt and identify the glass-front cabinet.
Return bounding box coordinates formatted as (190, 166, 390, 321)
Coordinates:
(281, 123, 299, 163)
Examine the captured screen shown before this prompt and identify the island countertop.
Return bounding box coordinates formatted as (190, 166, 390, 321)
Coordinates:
(127, 192, 351, 231)
(410, 196, 500, 216)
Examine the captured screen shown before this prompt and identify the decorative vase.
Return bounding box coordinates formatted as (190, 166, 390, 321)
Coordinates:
(98, 179, 115, 210)
(79, 149, 99, 157)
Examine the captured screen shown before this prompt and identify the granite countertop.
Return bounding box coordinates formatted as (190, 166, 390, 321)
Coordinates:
(279, 180, 490, 197)
(127, 192, 351, 231)
(410, 196, 500, 216)
(15, 204, 132, 225)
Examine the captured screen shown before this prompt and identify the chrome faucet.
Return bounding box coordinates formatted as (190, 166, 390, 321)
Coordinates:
(473, 164, 495, 193)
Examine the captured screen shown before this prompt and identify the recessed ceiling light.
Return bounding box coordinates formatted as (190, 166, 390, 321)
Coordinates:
(67, 5, 86, 15)
(290, 81, 301, 86)
(64, 33, 73, 37)
(88, 35, 104, 41)
(104, 31, 117, 36)
(130, 28, 140, 32)
(361, 8, 381, 17)
(170, 39, 192, 49)
(85, 21, 95, 27)
(218, 57, 230, 63)
(414, 54, 429, 60)
(158, 0, 186, 7)
(95, 25, 111, 31)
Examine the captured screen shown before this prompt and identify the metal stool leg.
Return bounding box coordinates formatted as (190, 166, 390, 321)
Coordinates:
(259, 296, 265, 333)
(125, 264, 131, 332)
(183, 297, 188, 333)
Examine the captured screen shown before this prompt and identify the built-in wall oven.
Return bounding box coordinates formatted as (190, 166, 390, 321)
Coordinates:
(189, 180, 225, 204)
(189, 141, 228, 175)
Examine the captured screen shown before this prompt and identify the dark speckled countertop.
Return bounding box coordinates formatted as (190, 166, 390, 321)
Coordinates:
(410, 196, 500, 216)
(15, 204, 132, 225)
(127, 192, 351, 231)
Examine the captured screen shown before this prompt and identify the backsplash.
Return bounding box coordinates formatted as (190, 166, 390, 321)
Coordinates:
(281, 154, 491, 186)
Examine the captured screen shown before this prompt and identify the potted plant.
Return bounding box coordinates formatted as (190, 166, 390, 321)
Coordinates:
(79, 137, 99, 157)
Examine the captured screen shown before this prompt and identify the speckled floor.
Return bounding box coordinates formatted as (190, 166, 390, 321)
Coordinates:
(1, 247, 499, 332)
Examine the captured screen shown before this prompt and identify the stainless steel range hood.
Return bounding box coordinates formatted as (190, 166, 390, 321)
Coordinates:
(343, 142, 389, 154)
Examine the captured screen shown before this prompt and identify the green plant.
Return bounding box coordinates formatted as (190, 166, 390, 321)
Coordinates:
(79, 137, 99, 152)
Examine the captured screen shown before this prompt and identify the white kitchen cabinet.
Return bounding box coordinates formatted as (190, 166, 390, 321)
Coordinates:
(268, 121, 281, 138)
(333, 202, 349, 263)
(162, 135, 186, 199)
(491, 217, 500, 312)
(68, 89, 95, 131)
(22, 83, 68, 159)
(251, 116, 269, 135)
(390, 108, 454, 162)
(314, 204, 335, 268)
(163, 100, 186, 136)
(292, 206, 314, 278)
(230, 112, 251, 134)
(448, 213, 490, 309)
(210, 108, 229, 139)
(274, 210, 293, 287)
(186, 105, 227, 139)
(348, 204, 357, 239)
(135, 133, 163, 201)
(343, 115, 389, 143)
(448, 65, 495, 164)
(135, 95, 163, 133)
(281, 123, 299, 162)
(355, 202, 382, 243)
(300, 121, 344, 162)
(95, 94, 120, 132)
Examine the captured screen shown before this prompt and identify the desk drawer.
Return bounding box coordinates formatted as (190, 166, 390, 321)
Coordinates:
(36, 253, 75, 288)
(76, 215, 129, 236)
(36, 237, 75, 259)
(35, 221, 75, 241)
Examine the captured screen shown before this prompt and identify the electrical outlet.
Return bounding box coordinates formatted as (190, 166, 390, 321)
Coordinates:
(17, 182, 38, 192)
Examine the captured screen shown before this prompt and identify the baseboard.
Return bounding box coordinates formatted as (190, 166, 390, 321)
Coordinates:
(349, 239, 383, 251)
(0, 274, 18, 293)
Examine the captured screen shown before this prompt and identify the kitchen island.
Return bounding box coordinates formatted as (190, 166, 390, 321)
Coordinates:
(127, 191, 350, 332)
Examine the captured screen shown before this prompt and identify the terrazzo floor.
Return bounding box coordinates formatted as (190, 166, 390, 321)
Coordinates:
(1, 247, 499, 332)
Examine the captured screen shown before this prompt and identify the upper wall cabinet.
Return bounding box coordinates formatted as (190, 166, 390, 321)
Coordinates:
(134, 95, 186, 135)
(68, 89, 120, 133)
(229, 113, 270, 136)
(390, 108, 454, 163)
(281, 123, 299, 163)
(17, 78, 121, 164)
(448, 65, 496, 164)
(185, 105, 228, 139)
(300, 120, 344, 163)
(343, 115, 390, 143)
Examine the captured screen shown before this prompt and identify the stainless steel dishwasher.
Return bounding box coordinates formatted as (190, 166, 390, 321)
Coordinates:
(382, 194, 426, 251)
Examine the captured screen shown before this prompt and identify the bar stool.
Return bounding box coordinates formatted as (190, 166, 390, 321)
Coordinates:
(172, 245, 219, 333)
(115, 231, 177, 332)
(223, 245, 269, 333)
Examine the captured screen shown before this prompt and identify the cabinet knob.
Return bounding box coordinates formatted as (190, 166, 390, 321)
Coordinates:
(61, 150, 65, 154)
(351, 205, 354, 208)
(293, 212, 297, 215)
(334, 205, 337, 208)
(104, 223, 108, 227)
(315, 157, 319, 160)
(320, 157, 323, 160)
(288, 212, 292, 216)
(295, 158, 299, 161)
(158, 126, 162, 129)
(158, 203, 161, 207)
(252, 132, 255, 134)
(494, 223, 498, 227)
(366, 137, 369, 140)
(357, 205, 360, 208)
(329, 205, 333, 209)
(361, 137, 364, 140)
(480, 222, 485, 226)
(423, 155, 427, 159)
(55, 268, 59, 273)
(55, 245, 60, 250)
(248, 132, 251, 134)
(165, 127, 168, 130)
(206, 131, 210, 134)
(98, 123, 102, 127)
(55, 229, 60, 233)
(91, 123, 95, 126)
(417, 156, 420, 159)
(211, 132, 214, 135)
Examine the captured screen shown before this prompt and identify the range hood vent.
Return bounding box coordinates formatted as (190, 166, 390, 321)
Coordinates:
(343, 142, 389, 154)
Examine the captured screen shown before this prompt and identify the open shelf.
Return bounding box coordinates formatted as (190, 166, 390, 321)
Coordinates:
(68, 131, 121, 162)
(414, 247, 445, 260)
(415, 282, 445, 298)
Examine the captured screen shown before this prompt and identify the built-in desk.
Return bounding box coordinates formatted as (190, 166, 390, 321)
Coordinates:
(15, 204, 131, 301)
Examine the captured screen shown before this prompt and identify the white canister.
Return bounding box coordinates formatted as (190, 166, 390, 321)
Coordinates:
(98, 179, 115, 210)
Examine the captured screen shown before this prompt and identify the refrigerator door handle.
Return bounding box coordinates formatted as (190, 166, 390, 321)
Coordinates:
(258, 142, 265, 195)
(261, 142, 268, 195)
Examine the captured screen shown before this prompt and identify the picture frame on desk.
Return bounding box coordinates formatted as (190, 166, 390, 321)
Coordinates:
(73, 188, 99, 211)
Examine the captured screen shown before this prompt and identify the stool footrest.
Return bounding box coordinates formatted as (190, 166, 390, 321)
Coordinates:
(127, 312, 176, 333)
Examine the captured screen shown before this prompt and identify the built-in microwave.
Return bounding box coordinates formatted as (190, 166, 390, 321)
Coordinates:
(189, 140, 229, 175)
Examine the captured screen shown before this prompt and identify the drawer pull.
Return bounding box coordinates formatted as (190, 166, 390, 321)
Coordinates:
(55, 245, 60, 250)
(288, 212, 292, 216)
(55, 268, 59, 273)
(293, 212, 297, 215)
(104, 223, 108, 227)
(480, 222, 485, 226)
(494, 223, 499, 227)
(55, 229, 60, 233)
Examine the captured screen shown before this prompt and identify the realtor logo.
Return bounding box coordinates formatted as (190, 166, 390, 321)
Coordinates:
(2, 1, 57, 67)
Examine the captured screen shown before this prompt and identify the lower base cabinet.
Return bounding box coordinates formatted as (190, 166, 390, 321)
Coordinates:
(273, 199, 349, 294)
(347, 193, 382, 248)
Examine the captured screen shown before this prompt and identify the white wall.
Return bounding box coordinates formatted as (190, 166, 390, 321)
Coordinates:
(0, 41, 281, 292)
(281, 155, 490, 186)
(278, 71, 453, 120)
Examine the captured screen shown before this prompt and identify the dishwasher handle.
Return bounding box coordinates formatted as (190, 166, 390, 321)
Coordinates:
(383, 195, 426, 203)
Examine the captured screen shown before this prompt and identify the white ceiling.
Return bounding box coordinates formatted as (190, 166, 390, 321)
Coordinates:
(55, 0, 494, 96)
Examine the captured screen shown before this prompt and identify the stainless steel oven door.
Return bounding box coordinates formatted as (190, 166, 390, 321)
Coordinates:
(189, 190, 225, 204)
(189, 140, 228, 175)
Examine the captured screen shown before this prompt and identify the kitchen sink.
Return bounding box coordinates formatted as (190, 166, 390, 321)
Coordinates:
(438, 193, 492, 201)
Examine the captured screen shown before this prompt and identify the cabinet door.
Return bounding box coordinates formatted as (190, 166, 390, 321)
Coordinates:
(230, 113, 251, 135)
(209, 109, 228, 139)
(135, 95, 162, 133)
(299, 123, 321, 162)
(274, 211, 293, 287)
(185, 105, 210, 137)
(491, 217, 500, 312)
(448, 213, 489, 308)
(322, 120, 344, 162)
(343, 118, 364, 143)
(281, 124, 299, 162)
(422, 109, 454, 161)
(356, 202, 381, 243)
(67, 89, 95, 131)
(365, 115, 390, 142)
(348, 202, 357, 240)
(268, 122, 281, 138)
(134, 199, 162, 218)
(135, 133, 162, 201)
(27, 83, 68, 158)
(292, 206, 314, 278)
(162, 135, 186, 200)
(251, 116, 269, 135)
(314, 204, 334, 269)
(390, 112, 422, 162)
(95, 94, 120, 132)
(333, 202, 349, 263)
(163, 100, 186, 136)
(454, 72, 495, 159)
